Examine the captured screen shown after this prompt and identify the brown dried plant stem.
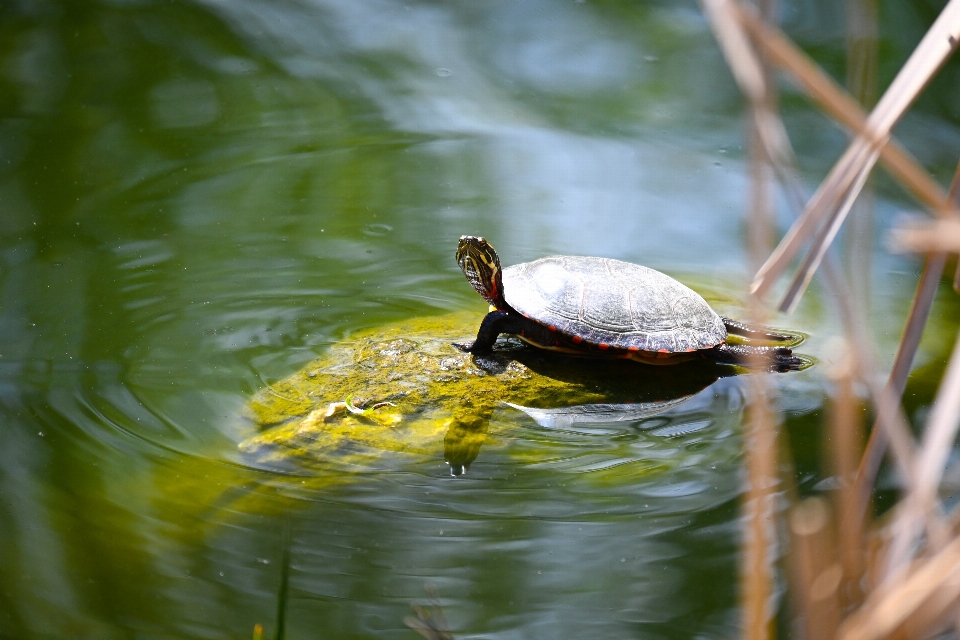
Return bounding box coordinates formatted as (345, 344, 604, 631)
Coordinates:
(911, 331, 960, 538)
(845, 0, 878, 322)
(837, 332, 960, 640)
(703, 0, 886, 368)
(700, 2, 860, 633)
(789, 498, 842, 639)
(844, 0, 878, 342)
(743, 374, 779, 640)
(846, 0, 878, 108)
(712, 0, 923, 504)
(839, 530, 960, 640)
(704, 0, 960, 638)
(728, 0, 960, 583)
(750, 0, 778, 268)
(891, 218, 960, 255)
(733, 5, 953, 219)
(830, 349, 865, 610)
(854, 160, 960, 526)
(738, 0, 960, 308)
(743, 4, 779, 637)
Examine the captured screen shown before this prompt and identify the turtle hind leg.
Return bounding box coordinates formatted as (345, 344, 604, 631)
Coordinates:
(708, 342, 803, 371)
(721, 317, 794, 342)
(453, 310, 523, 353)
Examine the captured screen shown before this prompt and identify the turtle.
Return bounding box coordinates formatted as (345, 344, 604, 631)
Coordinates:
(454, 236, 803, 370)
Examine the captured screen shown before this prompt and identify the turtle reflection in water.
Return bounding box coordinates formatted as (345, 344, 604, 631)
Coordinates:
(242, 313, 804, 475)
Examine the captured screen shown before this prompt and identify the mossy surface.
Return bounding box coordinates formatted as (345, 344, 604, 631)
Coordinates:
(241, 312, 731, 472)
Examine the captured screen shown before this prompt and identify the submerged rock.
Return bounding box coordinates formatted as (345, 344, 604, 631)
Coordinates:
(242, 312, 737, 475)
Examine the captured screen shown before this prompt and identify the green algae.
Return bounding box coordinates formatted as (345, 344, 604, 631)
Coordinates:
(154, 312, 778, 536)
(241, 312, 734, 474)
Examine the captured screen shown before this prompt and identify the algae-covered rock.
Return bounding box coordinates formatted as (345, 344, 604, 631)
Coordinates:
(241, 312, 734, 474)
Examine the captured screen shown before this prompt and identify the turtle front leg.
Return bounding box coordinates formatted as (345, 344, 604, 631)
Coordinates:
(453, 310, 525, 353)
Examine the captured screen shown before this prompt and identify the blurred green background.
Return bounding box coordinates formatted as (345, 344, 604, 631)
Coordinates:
(1, 1, 959, 638)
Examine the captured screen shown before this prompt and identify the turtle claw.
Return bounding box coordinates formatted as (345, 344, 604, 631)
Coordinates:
(771, 348, 806, 372)
(452, 341, 509, 373)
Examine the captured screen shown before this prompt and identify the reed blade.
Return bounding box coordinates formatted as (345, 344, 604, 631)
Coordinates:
(736, 5, 952, 216)
(743, 0, 960, 300)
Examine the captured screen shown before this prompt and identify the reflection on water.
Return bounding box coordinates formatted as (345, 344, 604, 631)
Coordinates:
(1, 0, 959, 638)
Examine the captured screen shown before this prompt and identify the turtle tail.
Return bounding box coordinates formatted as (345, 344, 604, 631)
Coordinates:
(708, 343, 803, 372)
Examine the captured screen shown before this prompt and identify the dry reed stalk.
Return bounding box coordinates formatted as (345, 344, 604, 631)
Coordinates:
(700, 0, 797, 184)
(828, 347, 866, 610)
(838, 532, 960, 640)
(834, 61, 871, 476)
(739, 2, 781, 635)
(703, 0, 879, 351)
(851, 252, 947, 523)
(749, 147, 775, 272)
(706, 2, 960, 636)
(742, 372, 778, 640)
(889, 218, 960, 254)
(844, 0, 878, 320)
(789, 498, 842, 639)
(914, 332, 960, 487)
(702, 4, 902, 630)
(737, 0, 960, 305)
(700, 0, 766, 103)
(748, 0, 778, 271)
(748, 104, 776, 273)
(854, 160, 960, 532)
(779, 156, 876, 313)
(894, 332, 960, 551)
(734, 5, 954, 221)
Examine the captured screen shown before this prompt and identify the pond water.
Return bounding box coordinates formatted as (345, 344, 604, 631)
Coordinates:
(2, 1, 960, 638)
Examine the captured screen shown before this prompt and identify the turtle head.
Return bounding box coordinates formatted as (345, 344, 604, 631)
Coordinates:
(456, 236, 506, 308)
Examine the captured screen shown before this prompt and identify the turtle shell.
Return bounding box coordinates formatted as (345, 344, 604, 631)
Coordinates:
(502, 256, 727, 353)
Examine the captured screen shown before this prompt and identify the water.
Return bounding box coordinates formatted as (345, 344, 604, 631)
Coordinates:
(2, 0, 959, 638)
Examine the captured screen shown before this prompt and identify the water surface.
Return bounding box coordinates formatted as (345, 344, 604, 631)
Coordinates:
(2, 1, 959, 638)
